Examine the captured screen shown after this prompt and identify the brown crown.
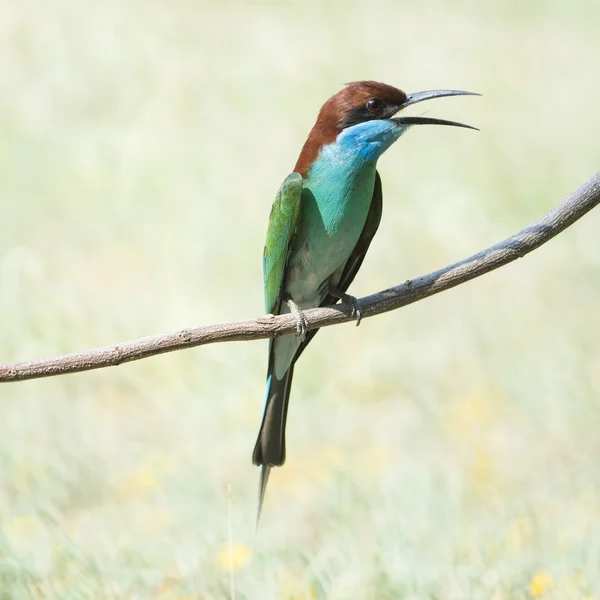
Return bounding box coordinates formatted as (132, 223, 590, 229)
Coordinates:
(294, 81, 407, 176)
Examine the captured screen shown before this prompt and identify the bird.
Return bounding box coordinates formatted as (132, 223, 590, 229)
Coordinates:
(253, 81, 478, 527)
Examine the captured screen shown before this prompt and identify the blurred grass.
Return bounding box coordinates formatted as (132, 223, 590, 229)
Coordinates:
(1, 0, 600, 598)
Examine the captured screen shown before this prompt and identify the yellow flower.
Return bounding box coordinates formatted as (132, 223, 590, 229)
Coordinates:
(469, 448, 494, 496)
(281, 575, 317, 600)
(121, 457, 172, 498)
(444, 392, 495, 439)
(529, 572, 553, 597)
(6, 515, 47, 551)
(154, 575, 198, 600)
(507, 517, 533, 550)
(215, 543, 251, 571)
(8, 515, 42, 540)
(123, 464, 158, 496)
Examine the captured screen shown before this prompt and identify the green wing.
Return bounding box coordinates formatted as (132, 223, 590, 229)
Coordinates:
(263, 172, 303, 315)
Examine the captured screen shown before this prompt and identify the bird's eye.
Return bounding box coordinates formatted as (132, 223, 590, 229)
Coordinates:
(366, 99, 382, 113)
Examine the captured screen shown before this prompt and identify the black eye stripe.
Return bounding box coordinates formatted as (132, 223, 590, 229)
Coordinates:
(341, 99, 397, 128)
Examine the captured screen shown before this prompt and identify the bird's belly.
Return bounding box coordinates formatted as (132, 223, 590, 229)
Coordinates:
(286, 237, 350, 305)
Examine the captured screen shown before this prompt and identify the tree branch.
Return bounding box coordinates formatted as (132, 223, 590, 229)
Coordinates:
(1, 172, 599, 383)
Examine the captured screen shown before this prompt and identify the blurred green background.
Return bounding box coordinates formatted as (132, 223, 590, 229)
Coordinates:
(1, 0, 599, 598)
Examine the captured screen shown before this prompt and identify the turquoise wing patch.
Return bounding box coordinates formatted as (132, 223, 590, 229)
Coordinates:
(263, 172, 303, 315)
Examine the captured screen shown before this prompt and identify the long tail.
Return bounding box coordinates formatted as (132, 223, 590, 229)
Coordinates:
(252, 364, 295, 529)
(253, 465, 270, 546)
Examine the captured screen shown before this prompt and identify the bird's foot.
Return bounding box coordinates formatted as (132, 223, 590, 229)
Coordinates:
(286, 298, 309, 341)
(328, 285, 364, 326)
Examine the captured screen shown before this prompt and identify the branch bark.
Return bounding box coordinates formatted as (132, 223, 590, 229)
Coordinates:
(1, 172, 599, 383)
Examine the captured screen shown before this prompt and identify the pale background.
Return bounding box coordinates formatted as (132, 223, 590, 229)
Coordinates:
(1, 0, 599, 598)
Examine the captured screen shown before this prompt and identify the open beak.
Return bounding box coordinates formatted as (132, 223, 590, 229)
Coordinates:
(392, 89, 480, 131)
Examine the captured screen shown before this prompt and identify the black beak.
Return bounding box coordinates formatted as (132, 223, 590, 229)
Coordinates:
(392, 89, 480, 131)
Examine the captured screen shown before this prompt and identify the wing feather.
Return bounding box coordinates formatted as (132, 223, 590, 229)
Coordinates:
(263, 173, 304, 315)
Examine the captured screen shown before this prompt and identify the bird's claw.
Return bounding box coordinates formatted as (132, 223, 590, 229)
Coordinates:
(286, 298, 309, 342)
(328, 285, 364, 327)
(348, 297, 364, 327)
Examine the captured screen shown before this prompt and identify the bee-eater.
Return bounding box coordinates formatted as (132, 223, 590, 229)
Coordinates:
(253, 81, 478, 524)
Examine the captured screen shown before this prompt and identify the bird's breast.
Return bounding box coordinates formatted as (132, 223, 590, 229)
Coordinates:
(285, 151, 377, 306)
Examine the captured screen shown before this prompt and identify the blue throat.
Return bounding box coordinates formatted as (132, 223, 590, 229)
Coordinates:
(302, 119, 406, 236)
(334, 118, 407, 163)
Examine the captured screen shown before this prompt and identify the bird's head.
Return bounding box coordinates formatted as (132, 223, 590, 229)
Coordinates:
(295, 80, 478, 175)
